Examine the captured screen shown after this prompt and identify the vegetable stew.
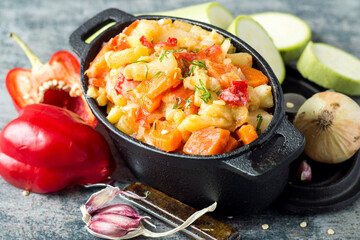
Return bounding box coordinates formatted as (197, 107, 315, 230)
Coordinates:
(86, 19, 274, 155)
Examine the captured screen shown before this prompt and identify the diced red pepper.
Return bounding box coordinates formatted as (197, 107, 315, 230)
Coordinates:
(155, 37, 178, 48)
(114, 72, 132, 95)
(135, 107, 152, 129)
(139, 35, 153, 48)
(220, 80, 248, 106)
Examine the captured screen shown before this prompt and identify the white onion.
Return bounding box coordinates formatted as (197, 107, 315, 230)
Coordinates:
(293, 91, 360, 164)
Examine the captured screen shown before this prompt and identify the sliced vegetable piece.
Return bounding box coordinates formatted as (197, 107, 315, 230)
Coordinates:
(240, 65, 269, 88)
(297, 42, 360, 95)
(251, 12, 311, 62)
(235, 124, 258, 145)
(86, 44, 110, 79)
(142, 2, 234, 29)
(146, 68, 182, 100)
(183, 95, 199, 116)
(224, 136, 239, 153)
(149, 120, 182, 152)
(183, 127, 230, 155)
(227, 52, 252, 67)
(227, 16, 285, 83)
(220, 80, 248, 106)
(105, 46, 149, 69)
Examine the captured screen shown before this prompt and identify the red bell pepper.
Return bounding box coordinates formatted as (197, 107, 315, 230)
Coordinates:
(220, 80, 248, 106)
(6, 33, 97, 127)
(0, 104, 115, 193)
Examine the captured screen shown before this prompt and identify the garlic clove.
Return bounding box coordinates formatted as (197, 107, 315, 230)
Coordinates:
(81, 186, 217, 239)
(298, 160, 312, 182)
(91, 212, 142, 230)
(87, 220, 132, 238)
(83, 186, 121, 215)
(94, 204, 141, 219)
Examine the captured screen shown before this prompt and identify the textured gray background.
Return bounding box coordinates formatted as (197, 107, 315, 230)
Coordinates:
(1, 0, 360, 239)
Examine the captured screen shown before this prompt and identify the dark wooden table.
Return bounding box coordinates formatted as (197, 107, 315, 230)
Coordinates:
(1, 0, 360, 239)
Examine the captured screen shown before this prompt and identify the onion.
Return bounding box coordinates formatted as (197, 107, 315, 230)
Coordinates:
(293, 91, 360, 164)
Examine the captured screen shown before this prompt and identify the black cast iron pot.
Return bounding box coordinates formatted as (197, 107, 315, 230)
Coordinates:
(69, 8, 305, 215)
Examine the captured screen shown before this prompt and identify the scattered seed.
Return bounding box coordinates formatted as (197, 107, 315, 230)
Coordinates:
(286, 102, 295, 108)
(300, 221, 307, 228)
(227, 216, 233, 219)
(22, 190, 30, 196)
(261, 224, 269, 230)
(327, 229, 335, 235)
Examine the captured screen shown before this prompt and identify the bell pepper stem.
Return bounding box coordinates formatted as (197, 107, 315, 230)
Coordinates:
(9, 32, 43, 70)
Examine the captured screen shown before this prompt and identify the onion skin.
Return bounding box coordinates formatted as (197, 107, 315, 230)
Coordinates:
(293, 91, 360, 164)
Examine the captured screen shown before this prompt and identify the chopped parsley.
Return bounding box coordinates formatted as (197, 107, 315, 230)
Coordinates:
(188, 60, 207, 70)
(256, 114, 263, 135)
(158, 49, 184, 62)
(172, 97, 182, 109)
(220, 38, 231, 45)
(145, 64, 149, 80)
(183, 99, 193, 109)
(195, 79, 213, 104)
(130, 59, 150, 64)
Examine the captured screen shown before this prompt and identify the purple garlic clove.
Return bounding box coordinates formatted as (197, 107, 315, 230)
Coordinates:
(84, 186, 121, 215)
(94, 204, 142, 219)
(298, 160, 312, 182)
(91, 212, 142, 230)
(87, 220, 131, 238)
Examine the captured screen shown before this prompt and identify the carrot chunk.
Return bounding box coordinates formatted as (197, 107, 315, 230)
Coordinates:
(149, 120, 182, 152)
(86, 44, 109, 79)
(224, 136, 239, 153)
(146, 68, 182, 100)
(239, 65, 268, 88)
(162, 85, 193, 103)
(183, 127, 230, 155)
(235, 124, 258, 145)
(142, 93, 163, 113)
(183, 95, 199, 116)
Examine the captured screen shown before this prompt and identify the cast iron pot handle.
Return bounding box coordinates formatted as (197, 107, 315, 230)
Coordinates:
(69, 8, 136, 57)
(249, 116, 305, 175)
(224, 116, 305, 176)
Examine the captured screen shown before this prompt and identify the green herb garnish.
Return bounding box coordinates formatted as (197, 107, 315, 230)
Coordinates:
(142, 71, 164, 107)
(220, 38, 231, 45)
(256, 114, 263, 135)
(195, 79, 213, 104)
(126, 89, 133, 92)
(130, 59, 150, 64)
(145, 64, 149, 80)
(159, 49, 184, 62)
(184, 99, 193, 109)
(189, 66, 195, 76)
(188, 60, 207, 70)
(172, 97, 182, 109)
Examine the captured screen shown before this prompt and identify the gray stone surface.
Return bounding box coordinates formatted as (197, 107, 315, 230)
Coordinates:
(1, 0, 360, 239)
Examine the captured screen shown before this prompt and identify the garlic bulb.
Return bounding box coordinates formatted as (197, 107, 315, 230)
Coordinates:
(293, 91, 360, 164)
